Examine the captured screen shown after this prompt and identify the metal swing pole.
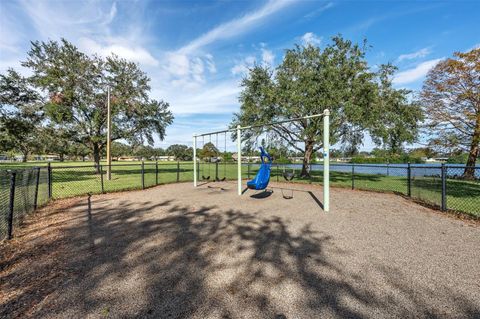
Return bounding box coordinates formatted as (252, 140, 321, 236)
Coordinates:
(193, 134, 197, 187)
(323, 109, 330, 212)
(237, 125, 242, 195)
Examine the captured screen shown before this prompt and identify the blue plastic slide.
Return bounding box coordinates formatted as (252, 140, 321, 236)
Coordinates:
(247, 147, 272, 190)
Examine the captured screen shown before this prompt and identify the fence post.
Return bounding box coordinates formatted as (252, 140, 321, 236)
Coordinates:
(351, 163, 355, 190)
(176, 161, 180, 182)
(100, 165, 105, 194)
(141, 161, 145, 189)
(441, 164, 447, 211)
(276, 164, 279, 182)
(215, 161, 219, 181)
(387, 162, 390, 176)
(47, 162, 52, 199)
(33, 167, 41, 210)
(7, 171, 16, 240)
(248, 162, 251, 179)
(407, 162, 411, 197)
(155, 161, 159, 185)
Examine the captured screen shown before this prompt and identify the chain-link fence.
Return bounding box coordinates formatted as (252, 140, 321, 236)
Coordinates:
(0, 167, 49, 240)
(1, 162, 479, 240)
(265, 162, 479, 218)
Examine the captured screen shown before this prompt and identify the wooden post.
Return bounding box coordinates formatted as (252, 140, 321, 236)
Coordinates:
(155, 161, 159, 185)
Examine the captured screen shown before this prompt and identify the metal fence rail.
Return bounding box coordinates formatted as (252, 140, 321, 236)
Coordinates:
(1, 162, 479, 240)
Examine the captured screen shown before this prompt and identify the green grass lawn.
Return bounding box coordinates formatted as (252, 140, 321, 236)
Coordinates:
(1, 161, 479, 218)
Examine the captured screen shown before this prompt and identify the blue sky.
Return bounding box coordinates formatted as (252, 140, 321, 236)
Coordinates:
(1, 0, 479, 150)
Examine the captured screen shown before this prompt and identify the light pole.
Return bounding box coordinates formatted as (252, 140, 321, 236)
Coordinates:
(106, 86, 112, 180)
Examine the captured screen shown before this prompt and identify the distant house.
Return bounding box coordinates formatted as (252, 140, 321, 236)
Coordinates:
(118, 156, 142, 161)
(157, 156, 176, 161)
(232, 153, 260, 162)
(425, 157, 448, 163)
(33, 155, 60, 161)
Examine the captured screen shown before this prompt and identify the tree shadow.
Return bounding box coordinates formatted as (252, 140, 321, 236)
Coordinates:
(2, 195, 479, 318)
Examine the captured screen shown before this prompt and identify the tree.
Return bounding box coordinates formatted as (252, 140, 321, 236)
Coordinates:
(23, 39, 173, 170)
(370, 64, 423, 154)
(38, 126, 75, 161)
(200, 142, 219, 161)
(0, 69, 43, 162)
(134, 145, 156, 159)
(408, 147, 437, 159)
(166, 144, 192, 161)
(421, 48, 480, 178)
(232, 36, 378, 177)
(111, 141, 132, 158)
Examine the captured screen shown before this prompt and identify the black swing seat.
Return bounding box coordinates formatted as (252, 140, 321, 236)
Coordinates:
(215, 177, 226, 182)
(283, 172, 295, 181)
(202, 175, 211, 180)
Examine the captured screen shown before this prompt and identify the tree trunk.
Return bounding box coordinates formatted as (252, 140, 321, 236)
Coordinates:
(463, 116, 480, 179)
(93, 144, 101, 173)
(59, 153, 65, 162)
(22, 151, 28, 162)
(300, 140, 314, 177)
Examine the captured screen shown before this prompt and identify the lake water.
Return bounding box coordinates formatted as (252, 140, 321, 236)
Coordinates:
(244, 163, 480, 179)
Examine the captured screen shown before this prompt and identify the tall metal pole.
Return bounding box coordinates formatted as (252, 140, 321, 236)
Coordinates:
(237, 125, 242, 195)
(323, 109, 330, 212)
(193, 134, 197, 187)
(106, 86, 112, 180)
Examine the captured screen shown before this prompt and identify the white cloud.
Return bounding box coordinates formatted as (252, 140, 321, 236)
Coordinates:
(79, 37, 159, 66)
(157, 81, 241, 115)
(205, 54, 217, 73)
(178, 0, 295, 54)
(261, 49, 275, 66)
(397, 47, 431, 61)
(301, 32, 322, 46)
(393, 58, 443, 85)
(231, 56, 256, 75)
(162, 53, 217, 89)
(304, 2, 335, 19)
(19, 0, 118, 39)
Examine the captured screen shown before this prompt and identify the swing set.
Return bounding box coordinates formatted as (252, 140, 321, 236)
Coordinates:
(193, 110, 331, 212)
(199, 132, 228, 183)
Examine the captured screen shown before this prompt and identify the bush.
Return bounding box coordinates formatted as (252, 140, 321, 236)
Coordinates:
(447, 153, 468, 164)
(351, 155, 424, 164)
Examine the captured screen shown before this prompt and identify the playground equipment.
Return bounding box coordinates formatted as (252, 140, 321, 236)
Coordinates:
(247, 147, 272, 190)
(193, 110, 330, 212)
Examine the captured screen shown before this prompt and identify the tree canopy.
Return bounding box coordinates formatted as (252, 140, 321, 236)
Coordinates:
(421, 48, 480, 178)
(0, 69, 43, 161)
(232, 36, 421, 176)
(20, 39, 173, 167)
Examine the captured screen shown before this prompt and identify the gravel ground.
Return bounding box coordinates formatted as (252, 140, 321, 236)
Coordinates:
(1, 181, 479, 318)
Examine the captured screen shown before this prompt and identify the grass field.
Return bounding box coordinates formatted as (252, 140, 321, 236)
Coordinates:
(1, 161, 479, 218)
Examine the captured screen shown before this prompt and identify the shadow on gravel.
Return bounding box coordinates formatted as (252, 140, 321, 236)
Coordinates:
(4, 195, 479, 318)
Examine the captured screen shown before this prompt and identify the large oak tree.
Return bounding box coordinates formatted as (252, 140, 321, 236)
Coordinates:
(23, 39, 173, 169)
(232, 36, 421, 176)
(421, 48, 480, 178)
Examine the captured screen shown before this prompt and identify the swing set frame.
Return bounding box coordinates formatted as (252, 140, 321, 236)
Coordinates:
(193, 109, 330, 212)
